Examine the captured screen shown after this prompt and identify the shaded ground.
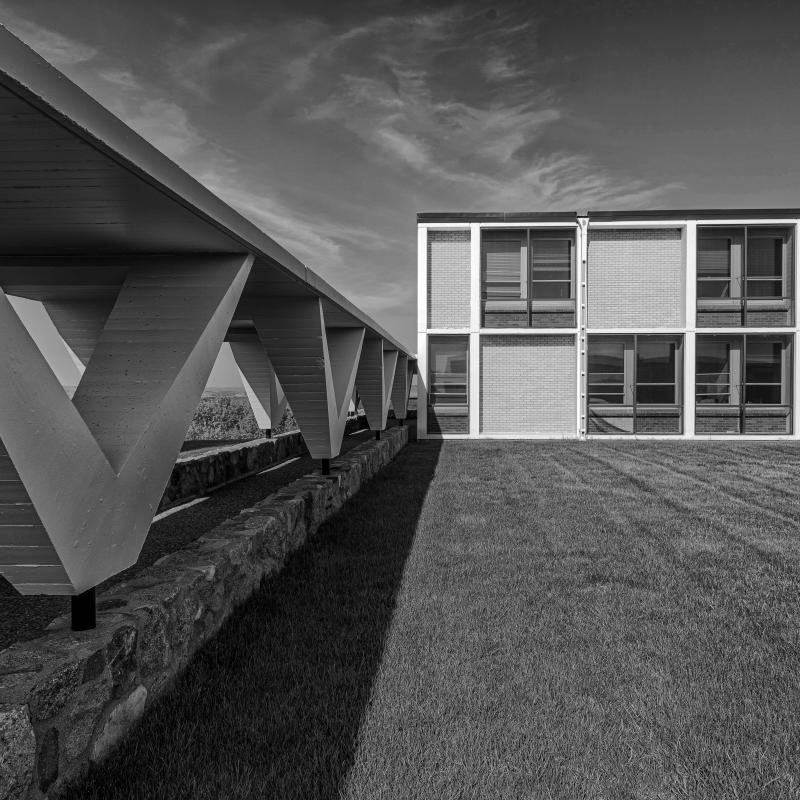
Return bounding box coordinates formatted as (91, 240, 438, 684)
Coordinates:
(0, 426, 380, 650)
(63, 437, 441, 800)
(67, 439, 800, 799)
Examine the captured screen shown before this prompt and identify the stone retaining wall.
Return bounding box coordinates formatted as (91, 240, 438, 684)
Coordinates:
(0, 426, 408, 799)
(158, 415, 369, 513)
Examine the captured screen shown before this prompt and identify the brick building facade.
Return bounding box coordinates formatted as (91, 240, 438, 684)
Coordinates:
(417, 210, 800, 439)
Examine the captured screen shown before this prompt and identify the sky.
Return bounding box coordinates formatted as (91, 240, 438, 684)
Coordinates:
(3, 0, 800, 385)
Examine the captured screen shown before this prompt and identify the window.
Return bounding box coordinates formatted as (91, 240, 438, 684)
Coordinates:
(531, 239, 572, 299)
(636, 339, 677, 404)
(696, 340, 732, 404)
(482, 229, 575, 327)
(745, 340, 782, 404)
(484, 237, 526, 302)
(428, 336, 468, 407)
(695, 335, 792, 434)
(697, 235, 736, 298)
(696, 226, 793, 325)
(587, 335, 683, 434)
(747, 235, 784, 299)
(587, 339, 627, 405)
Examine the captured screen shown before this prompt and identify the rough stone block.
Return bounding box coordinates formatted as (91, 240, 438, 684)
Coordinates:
(0, 704, 35, 800)
(90, 685, 147, 763)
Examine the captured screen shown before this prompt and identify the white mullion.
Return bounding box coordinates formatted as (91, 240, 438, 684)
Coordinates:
(470, 223, 481, 331)
(417, 225, 428, 439)
(469, 332, 480, 437)
(794, 220, 800, 439)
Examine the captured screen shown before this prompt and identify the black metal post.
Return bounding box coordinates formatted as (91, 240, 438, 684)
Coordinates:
(264, 427, 272, 439)
(71, 587, 96, 631)
(398, 418, 405, 426)
(321, 458, 331, 475)
(375, 430, 381, 440)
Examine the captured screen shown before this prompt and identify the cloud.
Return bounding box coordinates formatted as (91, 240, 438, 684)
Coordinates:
(0, 6, 97, 66)
(164, 31, 249, 100)
(290, 5, 676, 210)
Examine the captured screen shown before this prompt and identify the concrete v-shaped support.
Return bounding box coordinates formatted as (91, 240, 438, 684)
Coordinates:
(253, 298, 365, 460)
(230, 339, 287, 432)
(356, 338, 399, 431)
(390, 354, 413, 421)
(42, 295, 118, 366)
(0, 254, 253, 594)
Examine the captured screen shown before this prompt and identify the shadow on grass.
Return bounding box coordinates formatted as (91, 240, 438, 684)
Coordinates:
(63, 438, 442, 800)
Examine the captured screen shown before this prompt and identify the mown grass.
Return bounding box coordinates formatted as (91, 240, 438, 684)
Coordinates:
(67, 440, 800, 799)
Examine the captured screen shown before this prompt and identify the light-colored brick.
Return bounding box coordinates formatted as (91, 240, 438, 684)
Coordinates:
(480, 335, 576, 434)
(427, 231, 471, 328)
(587, 228, 683, 328)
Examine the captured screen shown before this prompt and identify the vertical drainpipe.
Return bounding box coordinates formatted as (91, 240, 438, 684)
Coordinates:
(577, 213, 589, 440)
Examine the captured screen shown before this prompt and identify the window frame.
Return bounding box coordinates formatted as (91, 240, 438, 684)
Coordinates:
(587, 334, 683, 434)
(696, 225, 793, 323)
(481, 228, 576, 325)
(694, 334, 793, 433)
(427, 335, 470, 409)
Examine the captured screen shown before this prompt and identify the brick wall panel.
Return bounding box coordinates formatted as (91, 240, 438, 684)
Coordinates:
(427, 231, 471, 328)
(588, 229, 683, 328)
(480, 335, 576, 434)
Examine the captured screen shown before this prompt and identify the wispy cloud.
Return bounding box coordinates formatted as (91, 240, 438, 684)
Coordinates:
(164, 31, 249, 100)
(0, 4, 97, 65)
(286, 5, 677, 210)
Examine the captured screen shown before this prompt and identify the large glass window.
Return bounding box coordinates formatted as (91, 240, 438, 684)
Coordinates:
(482, 229, 575, 327)
(744, 340, 783, 405)
(427, 336, 469, 435)
(697, 235, 736, 298)
(695, 335, 792, 434)
(696, 226, 793, 325)
(587, 335, 683, 435)
(588, 339, 626, 405)
(636, 339, 677, 404)
(696, 340, 732, 404)
(428, 337, 468, 406)
(531, 239, 572, 299)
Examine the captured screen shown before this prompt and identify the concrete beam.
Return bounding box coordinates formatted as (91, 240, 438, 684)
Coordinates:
(253, 298, 365, 459)
(0, 254, 253, 595)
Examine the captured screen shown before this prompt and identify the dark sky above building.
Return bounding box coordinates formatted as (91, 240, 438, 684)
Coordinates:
(3, 0, 800, 380)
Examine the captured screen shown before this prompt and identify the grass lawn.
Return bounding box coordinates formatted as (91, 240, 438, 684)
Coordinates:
(67, 440, 800, 799)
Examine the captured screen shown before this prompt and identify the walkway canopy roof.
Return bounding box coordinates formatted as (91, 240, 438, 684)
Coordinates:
(0, 25, 411, 355)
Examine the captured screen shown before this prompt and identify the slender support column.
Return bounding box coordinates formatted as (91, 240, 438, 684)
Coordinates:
(71, 587, 96, 631)
(254, 298, 364, 460)
(0, 254, 253, 595)
(321, 458, 331, 476)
